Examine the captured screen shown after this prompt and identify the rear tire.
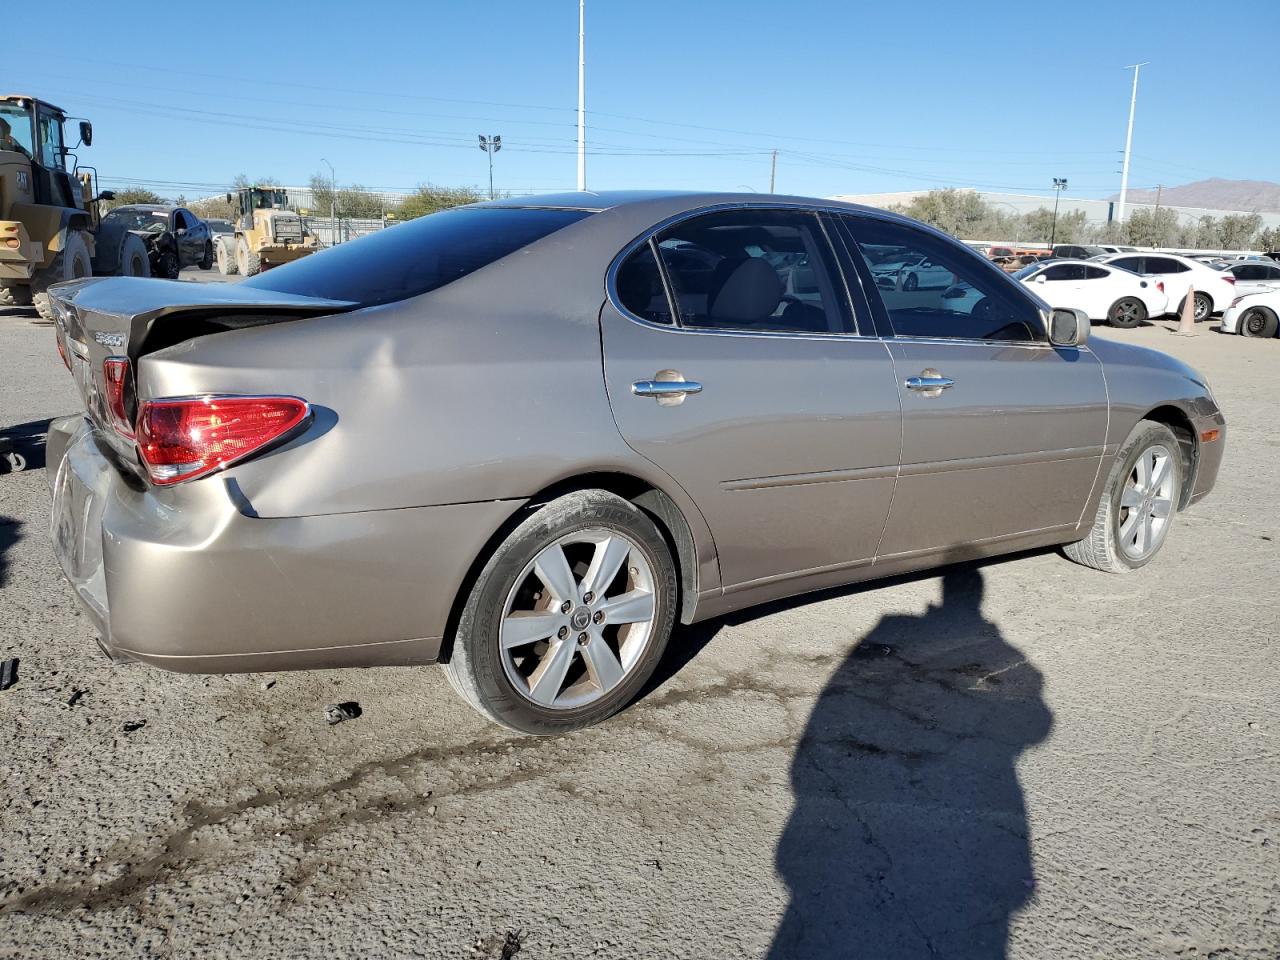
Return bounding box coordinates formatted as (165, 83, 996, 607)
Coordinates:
(1239, 306, 1278, 339)
(32, 230, 92, 322)
(118, 234, 151, 278)
(236, 238, 261, 277)
(1107, 297, 1146, 328)
(216, 237, 238, 276)
(1178, 291, 1213, 322)
(444, 490, 678, 735)
(1064, 419, 1182, 574)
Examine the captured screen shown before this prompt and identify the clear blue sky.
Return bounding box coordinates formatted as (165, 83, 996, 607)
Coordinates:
(9, 0, 1278, 202)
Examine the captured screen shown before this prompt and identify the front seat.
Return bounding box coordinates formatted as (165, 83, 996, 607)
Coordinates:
(706, 257, 783, 327)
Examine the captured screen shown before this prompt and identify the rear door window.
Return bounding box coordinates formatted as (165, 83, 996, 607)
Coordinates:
(241, 206, 592, 308)
(1042, 264, 1086, 281)
(649, 209, 849, 335)
(1111, 256, 1144, 273)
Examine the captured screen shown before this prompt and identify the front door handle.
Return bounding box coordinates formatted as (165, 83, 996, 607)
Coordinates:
(632, 371, 703, 406)
(904, 368, 955, 397)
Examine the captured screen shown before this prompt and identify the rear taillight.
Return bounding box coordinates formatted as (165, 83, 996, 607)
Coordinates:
(103, 357, 135, 439)
(1156, 281, 1164, 294)
(136, 395, 309, 485)
(1231, 296, 1244, 308)
(1222, 274, 1235, 285)
(56, 332, 70, 371)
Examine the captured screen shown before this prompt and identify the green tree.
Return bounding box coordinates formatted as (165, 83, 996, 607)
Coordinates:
(393, 183, 483, 221)
(893, 188, 991, 238)
(1124, 207, 1179, 247)
(1217, 213, 1263, 249)
(1257, 226, 1280, 252)
(100, 187, 164, 212)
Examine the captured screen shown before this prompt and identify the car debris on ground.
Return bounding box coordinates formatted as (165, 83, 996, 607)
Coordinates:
(0, 657, 18, 690)
(324, 702, 361, 725)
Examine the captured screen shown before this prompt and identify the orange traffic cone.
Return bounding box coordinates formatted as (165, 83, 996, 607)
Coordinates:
(1174, 285, 1196, 336)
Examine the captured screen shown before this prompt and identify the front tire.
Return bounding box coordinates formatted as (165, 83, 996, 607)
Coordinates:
(1239, 306, 1278, 339)
(903, 272, 919, 291)
(1064, 420, 1182, 573)
(119, 234, 151, 278)
(445, 490, 678, 735)
(216, 238, 238, 276)
(236, 238, 261, 277)
(0, 283, 33, 308)
(199, 241, 214, 271)
(1107, 296, 1146, 328)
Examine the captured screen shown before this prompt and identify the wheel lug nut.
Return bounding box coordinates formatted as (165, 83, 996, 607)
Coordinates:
(577, 632, 589, 645)
(557, 626, 569, 640)
(593, 610, 604, 624)
(582, 591, 594, 604)
(629, 567, 639, 577)
(561, 600, 572, 614)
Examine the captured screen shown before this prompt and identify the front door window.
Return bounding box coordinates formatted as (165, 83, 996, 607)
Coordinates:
(36, 109, 66, 171)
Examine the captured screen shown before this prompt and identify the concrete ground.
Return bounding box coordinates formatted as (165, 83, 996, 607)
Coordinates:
(0, 295, 1276, 959)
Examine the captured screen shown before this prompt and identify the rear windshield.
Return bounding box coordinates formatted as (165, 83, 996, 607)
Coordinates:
(240, 206, 591, 308)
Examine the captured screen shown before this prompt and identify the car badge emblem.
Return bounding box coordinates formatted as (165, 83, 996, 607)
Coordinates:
(94, 332, 125, 349)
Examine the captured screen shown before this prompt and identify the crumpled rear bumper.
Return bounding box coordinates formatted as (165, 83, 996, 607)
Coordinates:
(46, 415, 521, 673)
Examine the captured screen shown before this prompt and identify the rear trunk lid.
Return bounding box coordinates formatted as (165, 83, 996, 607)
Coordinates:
(48, 276, 354, 466)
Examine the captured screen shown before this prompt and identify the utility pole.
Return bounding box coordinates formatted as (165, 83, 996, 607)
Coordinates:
(1118, 62, 1148, 223)
(321, 157, 336, 246)
(769, 149, 777, 193)
(576, 0, 586, 191)
(479, 135, 501, 200)
(1153, 184, 1163, 212)
(1050, 177, 1067, 246)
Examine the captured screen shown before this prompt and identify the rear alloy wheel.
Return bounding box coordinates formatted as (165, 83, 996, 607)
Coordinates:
(1239, 306, 1278, 339)
(1107, 296, 1146, 328)
(445, 490, 677, 734)
(1064, 419, 1182, 573)
(1179, 291, 1213, 322)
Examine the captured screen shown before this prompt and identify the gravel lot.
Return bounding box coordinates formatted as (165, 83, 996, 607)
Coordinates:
(1, 292, 1276, 959)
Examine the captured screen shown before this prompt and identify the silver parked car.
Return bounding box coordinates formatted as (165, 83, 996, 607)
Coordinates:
(45, 192, 1226, 734)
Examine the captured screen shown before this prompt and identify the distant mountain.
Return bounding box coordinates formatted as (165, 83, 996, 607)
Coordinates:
(1109, 178, 1280, 213)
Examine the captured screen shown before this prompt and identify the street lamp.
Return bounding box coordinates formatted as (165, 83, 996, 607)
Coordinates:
(478, 134, 501, 200)
(320, 157, 337, 246)
(1050, 178, 1068, 246)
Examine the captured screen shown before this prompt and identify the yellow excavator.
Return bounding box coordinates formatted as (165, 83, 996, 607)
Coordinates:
(0, 94, 149, 320)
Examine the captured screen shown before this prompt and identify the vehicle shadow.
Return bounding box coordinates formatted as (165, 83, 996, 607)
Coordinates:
(0, 515, 20, 589)
(0, 417, 57, 474)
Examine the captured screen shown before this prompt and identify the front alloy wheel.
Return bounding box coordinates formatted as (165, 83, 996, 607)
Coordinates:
(1116, 443, 1176, 562)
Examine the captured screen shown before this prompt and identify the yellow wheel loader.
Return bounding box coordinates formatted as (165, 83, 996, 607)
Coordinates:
(0, 95, 150, 320)
(217, 186, 319, 277)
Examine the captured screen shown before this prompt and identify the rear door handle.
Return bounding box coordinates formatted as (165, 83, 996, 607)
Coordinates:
(632, 372, 702, 406)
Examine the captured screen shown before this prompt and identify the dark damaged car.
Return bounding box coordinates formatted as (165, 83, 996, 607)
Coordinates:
(94, 205, 213, 279)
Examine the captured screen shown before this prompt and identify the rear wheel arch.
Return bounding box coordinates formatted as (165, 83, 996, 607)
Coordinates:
(437, 472, 702, 664)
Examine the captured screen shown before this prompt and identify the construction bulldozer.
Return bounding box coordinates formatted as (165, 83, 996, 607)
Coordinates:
(0, 94, 150, 320)
(216, 186, 319, 277)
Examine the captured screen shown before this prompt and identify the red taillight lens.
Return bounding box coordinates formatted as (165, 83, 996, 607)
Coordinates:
(1222, 274, 1235, 285)
(103, 357, 135, 439)
(136, 395, 309, 485)
(56, 331, 70, 371)
(1157, 281, 1164, 294)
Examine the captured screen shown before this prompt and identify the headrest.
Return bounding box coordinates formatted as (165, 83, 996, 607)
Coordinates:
(709, 258, 782, 324)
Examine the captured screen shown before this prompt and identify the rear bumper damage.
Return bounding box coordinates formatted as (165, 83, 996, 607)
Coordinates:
(46, 415, 520, 674)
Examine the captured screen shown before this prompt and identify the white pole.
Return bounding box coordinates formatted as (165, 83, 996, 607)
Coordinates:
(1118, 62, 1146, 223)
(576, 0, 586, 191)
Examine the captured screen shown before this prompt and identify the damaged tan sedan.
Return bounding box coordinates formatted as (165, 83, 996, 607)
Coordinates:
(46, 192, 1225, 734)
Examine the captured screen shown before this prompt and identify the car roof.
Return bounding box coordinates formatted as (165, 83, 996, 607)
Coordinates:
(479, 189, 910, 221)
(108, 204, 174, 213)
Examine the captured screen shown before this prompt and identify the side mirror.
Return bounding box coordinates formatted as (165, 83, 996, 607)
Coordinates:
(97, 190, 115, 202)
(225, 193, 233, 204)
(941, 285, 967, 300)
(1035, 274, 1047, 283)
(1049, 307, 1089, 347)
(79, 121, 93, 146)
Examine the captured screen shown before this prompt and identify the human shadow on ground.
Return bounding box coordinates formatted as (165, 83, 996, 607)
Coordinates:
(764, 565, 1052, 959)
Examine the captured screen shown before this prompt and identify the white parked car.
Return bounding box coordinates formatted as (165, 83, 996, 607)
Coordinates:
(1014, 259, 1168, 328)
(1098, 252, 1236, 321)
(1220, 289, 1280, 339)
(1219, 260, 1280, 297)
(898, 256, 960, 291)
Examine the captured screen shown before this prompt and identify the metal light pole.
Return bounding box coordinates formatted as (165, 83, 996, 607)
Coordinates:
(479, 135, 501, 200)
(577, 0, 586, 191)
(769, 149, 777, 193)
(1050, 178, 1068, 246)
(1117, 62, 1148, 223)
(321, 157, 336, 246)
